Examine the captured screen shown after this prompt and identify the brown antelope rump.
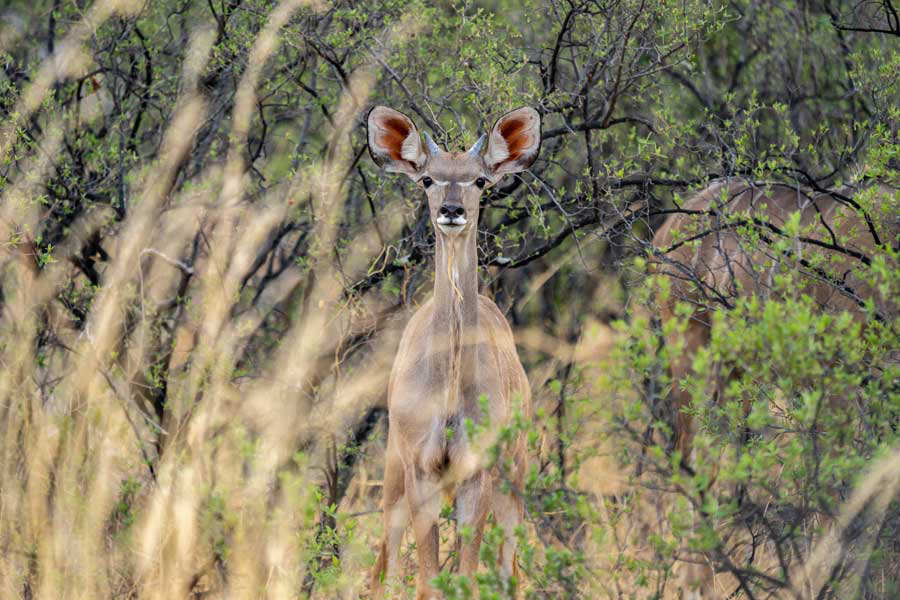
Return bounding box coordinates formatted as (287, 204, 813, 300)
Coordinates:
(366, 106, 539, 599)
(648, 179, 897, 598)
(650, 178, 897, 458)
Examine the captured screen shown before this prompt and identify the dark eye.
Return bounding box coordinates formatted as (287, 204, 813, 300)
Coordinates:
(475, 177, 487, 189)
(422, 176, 433, 188)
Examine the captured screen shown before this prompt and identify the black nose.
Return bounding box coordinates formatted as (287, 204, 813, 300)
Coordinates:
(439, 204, 465, 218)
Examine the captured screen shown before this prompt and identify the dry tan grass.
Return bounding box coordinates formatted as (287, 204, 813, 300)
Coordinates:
(0, 3, 417, 597)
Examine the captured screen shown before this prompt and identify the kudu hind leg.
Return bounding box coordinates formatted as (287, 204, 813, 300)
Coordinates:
(668, 312, 710, 462)
(371, 445, 408, 598)
(667, 314, 719, 597)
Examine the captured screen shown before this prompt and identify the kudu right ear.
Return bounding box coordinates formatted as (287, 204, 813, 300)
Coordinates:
(483, 106, 541, 179)
(367, 106, 427, 179)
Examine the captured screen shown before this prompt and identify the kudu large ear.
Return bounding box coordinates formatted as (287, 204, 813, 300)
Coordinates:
(483, 106, 541, 178)
(367, 106, 427, 178)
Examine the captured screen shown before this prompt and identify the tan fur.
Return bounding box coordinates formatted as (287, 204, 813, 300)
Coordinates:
(367, 106, 540, 599)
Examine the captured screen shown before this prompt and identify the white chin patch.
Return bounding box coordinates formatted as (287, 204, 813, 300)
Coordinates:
(436, 217, 467, 234)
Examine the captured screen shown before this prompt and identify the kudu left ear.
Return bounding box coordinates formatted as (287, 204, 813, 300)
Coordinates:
(483, 107, 541, 178)
(367, 106, 427, 179)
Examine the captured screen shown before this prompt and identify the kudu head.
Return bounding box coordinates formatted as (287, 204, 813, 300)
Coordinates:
(367, 106, 541, 240)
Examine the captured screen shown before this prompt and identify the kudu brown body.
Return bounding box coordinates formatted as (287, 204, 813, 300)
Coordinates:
(367, 106, 540, 599)
(649, 179, 897, 598)
(651, 178, 897, 457)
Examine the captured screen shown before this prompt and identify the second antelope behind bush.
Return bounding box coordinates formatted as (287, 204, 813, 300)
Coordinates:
(367, 106, 539, 599)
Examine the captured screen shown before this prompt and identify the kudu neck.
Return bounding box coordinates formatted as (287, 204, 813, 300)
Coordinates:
(432, 227, 479, 414)
(433, 229, 479, 321)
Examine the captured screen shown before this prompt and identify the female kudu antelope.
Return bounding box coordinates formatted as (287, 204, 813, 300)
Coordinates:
(651, 179, 896, 457)
(367, 106, 539, 599)
(650, 179, 896, 597)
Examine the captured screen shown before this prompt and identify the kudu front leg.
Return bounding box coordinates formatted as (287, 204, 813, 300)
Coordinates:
(371, 443, 407, 598)
(406, 471, 442, 600)
(455, 472, 492, 577)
